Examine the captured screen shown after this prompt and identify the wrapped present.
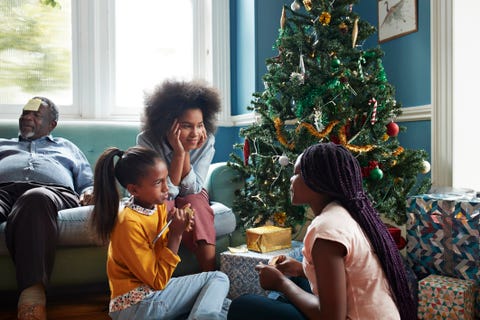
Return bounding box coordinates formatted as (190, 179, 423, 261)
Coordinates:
(406, 194, 480, 280)
(418, 275, 476, 320)
(246, 226, 291, 253)
(220, 240, 303, 299)
(406, 194, 480, 315)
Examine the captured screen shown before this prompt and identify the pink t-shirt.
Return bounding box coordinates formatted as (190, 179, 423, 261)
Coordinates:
(302, 201, 400, 320)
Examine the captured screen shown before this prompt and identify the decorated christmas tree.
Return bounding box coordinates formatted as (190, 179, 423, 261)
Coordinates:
(229, 0, 431, 230)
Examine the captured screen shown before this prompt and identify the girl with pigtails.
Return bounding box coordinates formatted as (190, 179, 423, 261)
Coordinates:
(91, 146, 229, 320)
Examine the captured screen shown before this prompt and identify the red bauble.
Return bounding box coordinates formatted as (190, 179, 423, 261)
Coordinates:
(386, 121, 399, 137)
(243, 138, 250, 166)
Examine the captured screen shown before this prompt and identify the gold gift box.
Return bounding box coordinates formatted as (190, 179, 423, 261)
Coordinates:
(246, 226, 292, 253)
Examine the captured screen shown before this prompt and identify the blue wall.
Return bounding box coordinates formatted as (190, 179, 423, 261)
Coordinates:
(212, 126, 242, 163)
(214, 0, 431, 164)
(355, 0, 431, 163)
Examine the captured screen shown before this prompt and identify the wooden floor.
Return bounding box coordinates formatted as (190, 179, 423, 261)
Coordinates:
(0, 284, 110, 320)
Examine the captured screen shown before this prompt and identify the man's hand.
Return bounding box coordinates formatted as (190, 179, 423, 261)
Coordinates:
(79, 190, 94, 206)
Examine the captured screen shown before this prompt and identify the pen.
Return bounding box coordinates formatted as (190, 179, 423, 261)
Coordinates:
(152, 219, 172, 245)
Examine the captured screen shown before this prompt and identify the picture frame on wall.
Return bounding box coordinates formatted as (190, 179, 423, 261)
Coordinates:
(378, 0, 418, 43)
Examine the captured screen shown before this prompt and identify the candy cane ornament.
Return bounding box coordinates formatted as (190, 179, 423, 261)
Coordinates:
(369, 98, 377, 125)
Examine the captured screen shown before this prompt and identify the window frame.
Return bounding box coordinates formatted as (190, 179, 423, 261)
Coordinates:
(0, 0, 231, 123)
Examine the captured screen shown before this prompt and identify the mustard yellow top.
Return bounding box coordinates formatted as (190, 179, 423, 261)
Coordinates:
(107, 204, 180, 299)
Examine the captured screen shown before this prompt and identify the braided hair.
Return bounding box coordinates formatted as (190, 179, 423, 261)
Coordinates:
(300, 142, 416, 320)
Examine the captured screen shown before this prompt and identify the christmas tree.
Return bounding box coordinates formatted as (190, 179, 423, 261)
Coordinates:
(229, 0, 431, 229)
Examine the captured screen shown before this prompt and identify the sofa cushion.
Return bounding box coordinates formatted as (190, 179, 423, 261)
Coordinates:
(205, 162, 244, 209)
(0, 205, 104, 255)
(0, 201, 236, 255)
(55, 206, 104, 247)
(212, 201, 236, 237)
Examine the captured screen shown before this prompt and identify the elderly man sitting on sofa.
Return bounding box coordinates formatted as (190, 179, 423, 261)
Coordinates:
(0, 97, 94, 320)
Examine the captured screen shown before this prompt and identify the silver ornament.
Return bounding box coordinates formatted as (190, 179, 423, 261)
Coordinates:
(291, 0, 301, 11)
(279, 155, 289, 167)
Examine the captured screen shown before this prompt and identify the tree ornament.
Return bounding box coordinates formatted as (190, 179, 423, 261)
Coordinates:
(339, 22, 348, 33)
(386, 121, 399, 137)
(280, 6, 287, 30)
(340, 76, 357, 96)
(243, 138, 251, 166)
(331, 56, 341, 68)
(352, 18, 359, 48)
(314, 108, 324, 131)
(369, 98, 377, 125)
(421, 160, 431, 174)
(361, 161, 378, 178)
(290, 98, 297, 114)
(278, 154, 289, 167)
(290, 72, 305, 85)
(319, 12, 332, 26)
(370, 166, 384, 180)
(357, 55, 365, 81)
(303, 0, 312, 11)
(273, 212, 287, 226)
(290, 0, 301, 11)
(299, 54, 305, 75)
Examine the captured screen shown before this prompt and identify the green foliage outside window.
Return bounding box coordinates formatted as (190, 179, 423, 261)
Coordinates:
(0, 0, 69, 97)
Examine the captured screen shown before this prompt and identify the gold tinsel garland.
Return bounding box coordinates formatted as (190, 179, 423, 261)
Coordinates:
(296, 120, 339, 138)
(274, 118, 295, 150)
(393, 146, 404, 156)
(337, 124, 375, 153)
(274, 117, 375, 153)
(274, 118, 339, 150)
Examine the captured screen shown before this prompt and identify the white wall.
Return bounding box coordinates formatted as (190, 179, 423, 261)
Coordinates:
(453, 0, 480, 192)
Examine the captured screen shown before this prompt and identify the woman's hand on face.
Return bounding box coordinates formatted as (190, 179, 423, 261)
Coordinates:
(167, 120, 184, 153)
(255, 262, 286, 291)
(196, 128, 207, 149)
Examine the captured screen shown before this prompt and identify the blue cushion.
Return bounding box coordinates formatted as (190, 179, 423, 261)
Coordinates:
(212, 201, 236, 237)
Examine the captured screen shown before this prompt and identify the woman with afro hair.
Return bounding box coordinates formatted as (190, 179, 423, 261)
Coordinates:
(137, 79, 221, 272)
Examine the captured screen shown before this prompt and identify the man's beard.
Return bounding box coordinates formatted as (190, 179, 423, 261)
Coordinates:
(19, 130, 35, 139)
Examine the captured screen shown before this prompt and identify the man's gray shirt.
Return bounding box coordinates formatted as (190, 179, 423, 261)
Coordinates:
(0, 135, 93, 194)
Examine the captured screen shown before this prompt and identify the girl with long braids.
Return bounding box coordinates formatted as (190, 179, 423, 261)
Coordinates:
(228, 142, 416, 320)
(92, 146, 230, 320)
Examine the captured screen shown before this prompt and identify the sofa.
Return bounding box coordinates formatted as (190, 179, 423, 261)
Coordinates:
(0, 120, 243, 292)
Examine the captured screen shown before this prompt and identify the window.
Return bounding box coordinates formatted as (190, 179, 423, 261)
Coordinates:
(0, 0, 72, 107)
(0, 0, 230, 122)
